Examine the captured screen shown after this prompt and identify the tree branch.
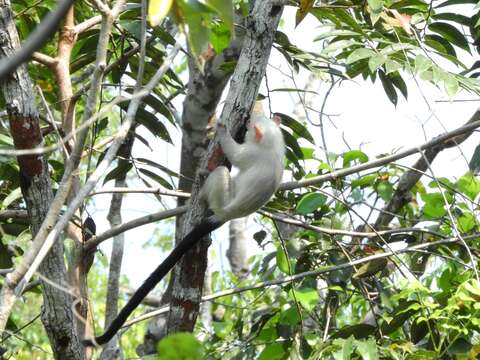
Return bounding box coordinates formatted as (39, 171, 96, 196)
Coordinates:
(0, 0, 74, 80)
(122, 232, 480, 328)
(0, 2, 128, 331)
(279, 110, 480, 191)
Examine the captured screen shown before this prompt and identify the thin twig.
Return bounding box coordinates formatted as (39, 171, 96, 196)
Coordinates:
(15, 40, 183, 295)
(122, 233, 480, 328)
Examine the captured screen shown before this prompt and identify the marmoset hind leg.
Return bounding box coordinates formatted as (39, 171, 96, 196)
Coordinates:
(200, 166, 232, 218)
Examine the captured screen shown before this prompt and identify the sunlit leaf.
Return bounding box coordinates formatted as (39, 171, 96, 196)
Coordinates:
(148, 0, 174, 26)
(156, 332, 203, 359)
(296, 0, 315, 27)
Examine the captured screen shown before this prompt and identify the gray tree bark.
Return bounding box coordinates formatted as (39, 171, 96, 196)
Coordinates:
(99, 130, 135, 360)
(0, 1, 82, 358)
(227, 218, 249, 279)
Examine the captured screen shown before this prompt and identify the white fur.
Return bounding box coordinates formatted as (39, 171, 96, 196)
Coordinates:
(200, 106, 285, 221)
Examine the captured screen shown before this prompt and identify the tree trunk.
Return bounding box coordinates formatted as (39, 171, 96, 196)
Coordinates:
(166, 0, 285, 334)
(100, 129, 135, 360)
(141, 15, 246, 352)
(227, 218, 249, 279)
(0, 1, 82, 358)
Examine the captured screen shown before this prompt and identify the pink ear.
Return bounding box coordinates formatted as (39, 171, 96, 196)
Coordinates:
(254, 125, 263, 142)
(273, 114, 281, 125)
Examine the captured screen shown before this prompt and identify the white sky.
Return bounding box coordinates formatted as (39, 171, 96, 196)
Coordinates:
(89, 6, 479, 288)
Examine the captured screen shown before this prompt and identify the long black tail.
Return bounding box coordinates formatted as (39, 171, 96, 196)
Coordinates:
(82, 216, 222, 347)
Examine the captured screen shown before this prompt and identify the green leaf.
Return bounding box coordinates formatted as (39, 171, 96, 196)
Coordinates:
(346, 48, 375, 64)
(444, 73, 459, 97)
(138, 168, 173, 189)
(131, 106, 172, 143)
(368, 54, 387, 72)
(148, 0, 173, 26)
(379, 70, 398, 106)
(381, 300, 420, 334)
(411, 318, 431, 344)
(103, 163, 133, 185)
(296, 193, 327, 215)
(421, 192, 447, 218)
(356, 338, 378, 360)
(342, 150, 369, 167)
(2, 187, 22, 208)
(447, 338, 472, 355)
(282, 130, 304, 159)
(258, 343, 286, 360)
(435, 0, 477, 8)
(156, 332, 203, 359)
(351, 174, 377, 188)
(390, 0, 429, 11)
(385, 60, 402, 74)
(289, 288, 319, 311)
(207, 0, 234, 31)
(468, 144, 480, 174)
(376, 181, 393, 201)
(276, 113, 315, 144)
(390, 72, 408, 99)
(334, 337, 354, 360)
(425, 34, 457, 58)
(322, 39, 358, 55)
(415, 54, 432, 75)
(368, 0, 383, 12)
(457, 173, 480, 200)
(457, 211, 476, 232)
(432, 12, 471, 26)
(279, 307, 301, 326)
(136, 157, 180, 178)
(141, 93, 175, 126)
(210, 23, 232, 53)
(296, 0, 315, 27)
(212, 321, 233, 339)
(333, 324, 376, 339)
(177, 0, 213, 59)
(429, 22, 470, 52)
(276, 247, 289, 274)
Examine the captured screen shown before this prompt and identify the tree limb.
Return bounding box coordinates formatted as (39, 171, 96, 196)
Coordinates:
(0, 0, 74, 80)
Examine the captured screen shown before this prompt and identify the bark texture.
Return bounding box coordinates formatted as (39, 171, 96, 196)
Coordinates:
(0, 1, 82, 358)
(227, 218, 249, 279)
(166, 0, 285, 334)
(99, 130, 135, 360)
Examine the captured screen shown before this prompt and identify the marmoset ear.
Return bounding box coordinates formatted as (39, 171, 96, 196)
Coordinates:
(254, 125, 263, 142)
(273, 114, 281, 125)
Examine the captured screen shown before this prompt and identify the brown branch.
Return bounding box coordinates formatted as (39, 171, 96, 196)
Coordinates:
(31, 51, 57, 68)
(55, 5, 77, 137)
(84, 205, 188, 251)
(261, 211, 446, 239)
(0, 210, 28, 221)
(89, 187, 190, 198)
(74, 15, 102, 33)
